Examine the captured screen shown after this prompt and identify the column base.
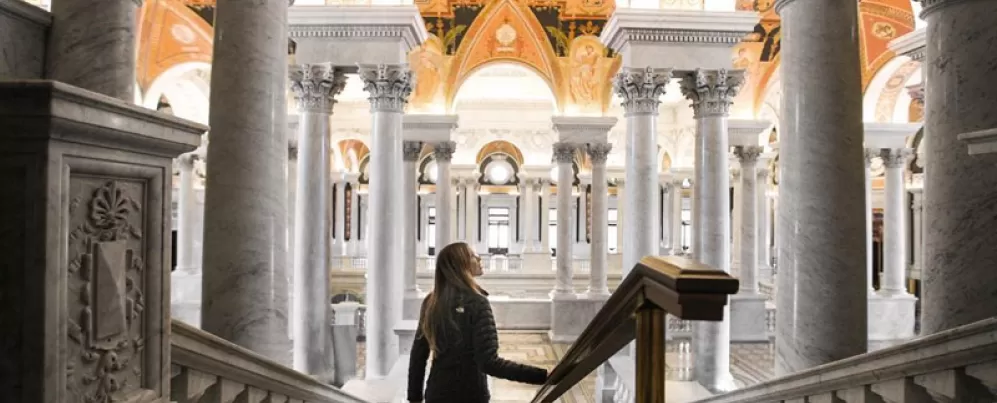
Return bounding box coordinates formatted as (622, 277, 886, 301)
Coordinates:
(729, 293, 768, 342)
(549, 294, 606, 343)
(868, 292, 917, 351)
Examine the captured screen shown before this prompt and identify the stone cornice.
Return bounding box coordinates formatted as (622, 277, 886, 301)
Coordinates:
(551, 116, 619, 144)
(888, 28, 926, 62)
(600, 9, 757, 52)
(958, 128, 997, 155)
(288, 5, 428, 52)
(402, 114, 458, 143)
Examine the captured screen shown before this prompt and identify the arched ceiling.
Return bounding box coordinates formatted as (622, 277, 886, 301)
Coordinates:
(137, 0, 213, 90)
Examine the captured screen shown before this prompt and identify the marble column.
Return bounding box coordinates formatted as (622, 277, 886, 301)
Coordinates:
(346, 173, 362, 256)
(333, 173, 348, 257)
(615, 179, 625, 256)
(864, 149, 878, 294)
(46, 0, 138, 100)
(921, 0, 997, 334)
(577, 174, 591, 256)
(880, 148, 913, 296)
(520, 177, 537, 252)
(201, 0, 291, 362)
(774, 0, 868, 374)
(553, 142, 577, 296)
(540, 181, 552, 254)
(736, 147, 763, 294)
(756, 169, 771, 271)
(680, 68, 742, 392)
(613, 67, 672, 276)
(671, 178, 684, 254)
(177, 152, 200, 274)
(403, 141, 423, 319)
(909, 188, 923, 278)
(466, 176, 481, 249)
(587, 143, 613, 297)
(289, 63, 345, 380)
(731, 168, 742, 274)
(660, 178, 674, 255)
(358, 64, 413, 379)
(434, 141, 457, 250)
(287, 140, 298, 341)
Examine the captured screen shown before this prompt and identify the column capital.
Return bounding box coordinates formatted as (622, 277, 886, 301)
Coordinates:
(433, 141, 457, 162)
(552, 142, 577, 163)
(357, 64, 413, 113)
(586, 142, 613, 164)
(403, 141, 423, 161)
(178, 152, 199, 170)
(734, 145, 764, 164)
(881, 148, 914, 168)
(864, 148, 881, 166)
(613, 67, 673, 116)
(289, 63, 347, 114)
(679, 69, 745, 119)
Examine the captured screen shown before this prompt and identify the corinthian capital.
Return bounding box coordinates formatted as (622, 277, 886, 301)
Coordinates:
(403, 141, 423, 162)
(433, 141, 457, 162)
(358, 64, 413, 113)
(864, 148, 881, 166)
(289, 63, 347, 114)
(587, 143, 613, 164)
(881, 148, 914, 168)
(679, 69, 745, 119)
(734, 146, 764, 164)
(613, 67, 673, 116)
(552, 142, 576, 164)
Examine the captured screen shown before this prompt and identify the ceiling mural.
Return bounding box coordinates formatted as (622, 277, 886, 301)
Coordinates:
(410, 0, 620, 115)
(857, 0, 915, 90)
(137, 0, 214, 90)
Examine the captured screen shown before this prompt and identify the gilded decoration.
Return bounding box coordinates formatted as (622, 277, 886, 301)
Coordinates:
(137, 0, 213, 90)
(857, 0, 915, 91)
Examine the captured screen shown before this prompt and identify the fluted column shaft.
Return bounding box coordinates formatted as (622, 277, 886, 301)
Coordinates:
(177, 153, 199, 273)
(588, 143, 613, 296)
(46, 0, 138, 100)
(921, 0, 997, 334)
(864, 149, 877, 294)
(736, 147, 763, 294)
(757, 170, 771, 270)
(553, 142, 576, 296)
(403, 141, 422, 304)
(288, 64, 345, 380)
(881, 149, 912, 296)
(774, 0, 868, 374)
(359, 64, 412, 378)
(613, 67, 672, 276)
(201, 0, 291, 363)
(434, 142, 456, 250)
(680, 69, 743, 392)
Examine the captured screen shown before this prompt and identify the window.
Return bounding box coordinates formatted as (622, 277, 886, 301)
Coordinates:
(487, 207, 510, 254)
(608, 208, 619, 253)
(427, 207, 436, 255)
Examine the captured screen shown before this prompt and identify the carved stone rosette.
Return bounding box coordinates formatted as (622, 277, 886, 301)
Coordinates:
(613, 67, 673, 116)
(433, 141, 457, 162)
(357, 64, 414, 113)
(552, 142, 576, 163)
(403, 141, 423, 162)
(679, 69, 745, 119)
(587, 143, 613, 164)
(289, 63, 347, 114)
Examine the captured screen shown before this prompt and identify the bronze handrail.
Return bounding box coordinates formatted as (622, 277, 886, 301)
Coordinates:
(530, 255, 739, 403)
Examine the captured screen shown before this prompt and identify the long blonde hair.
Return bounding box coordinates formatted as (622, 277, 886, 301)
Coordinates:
(419, 242, 484, 353)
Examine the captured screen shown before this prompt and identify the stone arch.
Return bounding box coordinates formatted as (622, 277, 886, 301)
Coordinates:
(443, 0, 565, 112)
(143, 61, 211, 123)
(334, 139, 370, 173)
(863, 55, 922, 123)
(137, 0, 213, 92)
(476, 140, 525, 166)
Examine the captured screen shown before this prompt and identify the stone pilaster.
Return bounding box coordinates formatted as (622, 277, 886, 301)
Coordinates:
(680, 68, 743, 392)
(358, 63, 413, 379)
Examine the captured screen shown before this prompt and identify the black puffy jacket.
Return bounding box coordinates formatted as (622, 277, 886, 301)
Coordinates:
(407, 291, 547, 403)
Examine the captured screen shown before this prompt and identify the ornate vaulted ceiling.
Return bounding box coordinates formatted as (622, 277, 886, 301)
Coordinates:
(140, 0, 917, 116)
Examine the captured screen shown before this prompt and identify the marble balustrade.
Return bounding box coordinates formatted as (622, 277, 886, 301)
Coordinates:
(171, 321, 367, 403)
(689, 318, 997, 403)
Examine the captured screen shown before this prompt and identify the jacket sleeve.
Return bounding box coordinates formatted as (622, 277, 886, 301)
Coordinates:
(407, 307, 431, 401)
(469, 296, 548, 385)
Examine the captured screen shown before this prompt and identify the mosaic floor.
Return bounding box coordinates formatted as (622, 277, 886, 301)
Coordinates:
(357, 333, 776, 403)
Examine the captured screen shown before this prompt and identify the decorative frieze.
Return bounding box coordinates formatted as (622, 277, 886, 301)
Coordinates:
(357, 64, 413, 113)
(678, 69, 745, 119)
(613, 67, 673, 116)
(289, 63, 348, 114)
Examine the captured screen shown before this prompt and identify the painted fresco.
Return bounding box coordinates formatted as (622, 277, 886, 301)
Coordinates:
(137, 0, 213, 89)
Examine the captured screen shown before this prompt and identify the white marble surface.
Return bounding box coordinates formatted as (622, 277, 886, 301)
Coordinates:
(756, 169, 771, 269)
(402, 141, 422, 320)
(729, 294, 768, 342)
(359, 64, 412, 379)
(434, 141, 456, 249)
(736, 147, 763, 294)
(0, 0, 49, 79)
(920, 0, 997, 334)
(680, 69, 742, 393)
(553, 141, 577, 297)
(774, 0, 868, 375)
(588, 143, 613, 297)
(879, 148, 912, 297)
(289, 63, 346, 380)
(201, 0, 292, 363)
(45, 0, 137, 100)
(867, 294, 917, 351)
(550, 296, 607, 343)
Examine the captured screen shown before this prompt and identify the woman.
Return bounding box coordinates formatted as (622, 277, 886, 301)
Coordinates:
(408, 242, 548, 403)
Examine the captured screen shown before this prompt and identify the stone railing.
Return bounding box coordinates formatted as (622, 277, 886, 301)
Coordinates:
(170, 321, 369, 403)
(690, 317, 997, 403)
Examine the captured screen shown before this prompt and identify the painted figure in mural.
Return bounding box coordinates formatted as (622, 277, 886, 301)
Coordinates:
(570, 44, 600, 104)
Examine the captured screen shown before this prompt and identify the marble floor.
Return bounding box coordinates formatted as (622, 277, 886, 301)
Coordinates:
(357, 333, 776, 402)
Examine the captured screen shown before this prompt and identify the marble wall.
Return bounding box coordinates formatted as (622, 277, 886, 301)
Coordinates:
(0, 1, 49, 79)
